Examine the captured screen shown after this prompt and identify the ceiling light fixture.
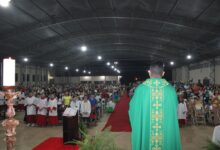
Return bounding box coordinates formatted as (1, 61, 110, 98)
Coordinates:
(83, 70, 86, 73)
(81, 45, 87, 52)
(0, 0, 11, 7)
(23, 57, 28, 62)
(106, 62, 111, 66)
(186, 54, 192, 60)
(75, 68, 79, 72)
(65, 66, 69, 70)
(170, 61, 174, 66)
(49, 63, 54, 67)
(97, 55, 102, 60)
(111, 65, 114, 69)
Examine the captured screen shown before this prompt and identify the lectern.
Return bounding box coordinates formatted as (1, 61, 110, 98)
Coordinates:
(63, 114, 79, 144)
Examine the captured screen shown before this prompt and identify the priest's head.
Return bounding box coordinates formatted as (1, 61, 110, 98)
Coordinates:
(148, 61, 165, 78)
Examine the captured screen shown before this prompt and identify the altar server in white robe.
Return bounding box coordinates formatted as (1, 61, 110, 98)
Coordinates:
(47, 94, 59, 126)
(36, 94, 48, 126)
(24, 92, 37, 127)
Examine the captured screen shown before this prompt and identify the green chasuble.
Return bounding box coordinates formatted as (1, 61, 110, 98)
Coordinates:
(129, 78, 182, 150)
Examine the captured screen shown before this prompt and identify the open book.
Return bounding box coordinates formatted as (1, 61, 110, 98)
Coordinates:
(63, 108, 77, 117)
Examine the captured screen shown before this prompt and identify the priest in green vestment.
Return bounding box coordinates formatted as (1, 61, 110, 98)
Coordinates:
(129, 62, 181, 150)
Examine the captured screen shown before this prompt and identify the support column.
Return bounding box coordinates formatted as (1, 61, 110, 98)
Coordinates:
(210, 58, 215, 84)
(184, 65, 190, 82)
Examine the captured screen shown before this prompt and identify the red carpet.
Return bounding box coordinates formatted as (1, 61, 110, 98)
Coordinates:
(32, 137, 79, 150)
(103, 93, 131, 132)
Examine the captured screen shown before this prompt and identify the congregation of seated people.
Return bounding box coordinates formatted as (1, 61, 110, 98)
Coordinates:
(0, 83, 122, 128)
(128, 79, 220, 127)
(174, 80, 220, 127)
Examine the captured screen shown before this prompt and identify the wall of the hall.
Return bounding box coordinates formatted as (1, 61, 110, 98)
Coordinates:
(15, 64, 49, 85)
(0, 63, 121, 85)
(53, 76, 121, 84)
(172, 57, 220, 84)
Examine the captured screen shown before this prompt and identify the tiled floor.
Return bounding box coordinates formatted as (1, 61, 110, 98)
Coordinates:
(0, 112, 214, 150)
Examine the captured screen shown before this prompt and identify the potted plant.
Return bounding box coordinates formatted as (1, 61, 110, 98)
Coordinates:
(204, 140, 220, 150)
(67, 129, 121, 150)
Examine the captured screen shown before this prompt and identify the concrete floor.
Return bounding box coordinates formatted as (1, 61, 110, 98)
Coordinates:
(0, 112, 214, 150)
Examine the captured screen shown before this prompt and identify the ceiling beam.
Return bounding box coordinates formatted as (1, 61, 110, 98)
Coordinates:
(0, 9, 219, 41)
(41, 44, 179, 66)
(15, 28, 203, 56)
(33, 35, 185, 58)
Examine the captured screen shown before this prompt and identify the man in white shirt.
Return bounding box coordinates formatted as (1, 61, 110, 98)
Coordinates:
(80, 96, 91, 126)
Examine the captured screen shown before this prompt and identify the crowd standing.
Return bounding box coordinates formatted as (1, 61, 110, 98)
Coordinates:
(3, 78, 219, 128)
(0, 83, 122, 128)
